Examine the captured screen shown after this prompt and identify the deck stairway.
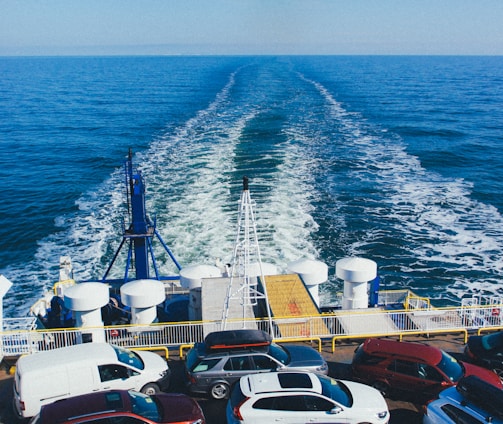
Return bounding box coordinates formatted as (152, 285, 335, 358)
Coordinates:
(262, 274, 330, 338)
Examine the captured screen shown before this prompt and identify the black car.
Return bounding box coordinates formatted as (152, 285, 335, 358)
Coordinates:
(464, 331, 503, 378)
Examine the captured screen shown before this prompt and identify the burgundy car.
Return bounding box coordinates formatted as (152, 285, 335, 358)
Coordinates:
(29, 390, 205, 424)
(352, 338, 503, 401)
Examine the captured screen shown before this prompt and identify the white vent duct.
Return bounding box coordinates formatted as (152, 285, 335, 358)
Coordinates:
(336, 257, 377, 310)
(121, 279, 165, 325)
(287, 258, 328, 307)
(64, 282, 109, 343)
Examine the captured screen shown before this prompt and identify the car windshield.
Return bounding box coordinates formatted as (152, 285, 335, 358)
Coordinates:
(437, 351, 463, 382)
(127, 391, 161, 421)
(317, 374, 353, 407)
(268, 343, 290, 365)
(482, 332, 503, 351)
(112, 345, 144, 370)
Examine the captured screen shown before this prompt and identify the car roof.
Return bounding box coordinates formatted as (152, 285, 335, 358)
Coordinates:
(39, 390, 132, 423)
(240, 372, 321, 396)
(17, 343, 117, 373)
(362, 338, 442, 364)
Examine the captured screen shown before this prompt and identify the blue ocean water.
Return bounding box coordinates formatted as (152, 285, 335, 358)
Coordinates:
(1, 56, 503, 317)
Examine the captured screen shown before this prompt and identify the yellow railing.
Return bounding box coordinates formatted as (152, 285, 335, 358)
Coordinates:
(3, 303, 503, 359)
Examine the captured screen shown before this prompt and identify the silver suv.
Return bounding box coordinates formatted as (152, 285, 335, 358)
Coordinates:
(184, 329, 329, 399)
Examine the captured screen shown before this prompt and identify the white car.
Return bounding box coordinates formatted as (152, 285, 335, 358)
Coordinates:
(423, 375, 503, 424)
(226, 371, 389, 424)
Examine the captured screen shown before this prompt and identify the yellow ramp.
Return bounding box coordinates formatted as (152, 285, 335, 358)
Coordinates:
(263, 274, 330, 337)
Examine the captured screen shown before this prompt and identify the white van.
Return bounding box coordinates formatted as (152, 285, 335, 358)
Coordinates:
(13, 343, 171, 419)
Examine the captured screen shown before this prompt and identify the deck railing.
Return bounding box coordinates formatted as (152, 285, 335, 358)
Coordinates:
(2, 301, 502, 359)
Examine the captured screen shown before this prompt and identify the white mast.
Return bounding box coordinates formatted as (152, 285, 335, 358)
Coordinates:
(221, 177, 273, 334)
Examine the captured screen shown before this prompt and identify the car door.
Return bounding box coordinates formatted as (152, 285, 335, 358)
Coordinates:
(303, 394, 350, 423)
(387, 359, 446, 398)
(251, 354, 281, 372)
(247, 394, 348, 424)
(222, 355, 255, 386)
(97, 364, 141, 391)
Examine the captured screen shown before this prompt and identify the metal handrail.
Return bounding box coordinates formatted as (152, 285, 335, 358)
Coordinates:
(2, 303, 503, 359)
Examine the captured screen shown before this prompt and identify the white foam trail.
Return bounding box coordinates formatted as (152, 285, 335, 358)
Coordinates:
(302, 73, 503, 301)
(251, 130, 321, 269)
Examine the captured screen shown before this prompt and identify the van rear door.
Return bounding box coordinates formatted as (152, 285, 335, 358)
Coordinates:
(20, 369, 70, 418)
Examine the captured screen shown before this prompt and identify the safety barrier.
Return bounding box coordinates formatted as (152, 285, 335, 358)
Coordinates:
(2, 302, 503, 359)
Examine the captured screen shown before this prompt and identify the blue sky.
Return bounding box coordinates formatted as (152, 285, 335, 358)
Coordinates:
(1, 0, 502, 56)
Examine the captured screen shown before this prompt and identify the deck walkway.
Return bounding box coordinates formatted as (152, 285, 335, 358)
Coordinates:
(263, 274, 331, 337)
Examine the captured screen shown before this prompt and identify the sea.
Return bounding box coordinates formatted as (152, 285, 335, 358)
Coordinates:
(1, 55, 503, 318)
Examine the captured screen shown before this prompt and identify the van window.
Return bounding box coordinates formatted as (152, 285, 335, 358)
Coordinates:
(112, 345, 144, 370)
(99, 364, 131, 382)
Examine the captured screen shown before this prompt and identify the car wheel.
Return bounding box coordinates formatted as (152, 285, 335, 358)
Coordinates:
(141, 383, 160, 396)
(372, 381, 389, 397)
(210, 382, 230, 400)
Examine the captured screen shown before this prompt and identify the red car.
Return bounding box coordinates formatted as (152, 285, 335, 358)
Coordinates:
(29, 390, 205, 424)
(352, 338, 503, 401)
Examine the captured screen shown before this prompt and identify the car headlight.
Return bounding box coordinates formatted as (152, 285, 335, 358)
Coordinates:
(317, 363, 328, 372)
(376, 410, 388, 420)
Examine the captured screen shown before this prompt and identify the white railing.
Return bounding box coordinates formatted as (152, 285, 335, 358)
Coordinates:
(2, 303, 503, 358)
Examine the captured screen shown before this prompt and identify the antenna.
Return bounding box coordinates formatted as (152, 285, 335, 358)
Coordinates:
(221, 177, 273, 334)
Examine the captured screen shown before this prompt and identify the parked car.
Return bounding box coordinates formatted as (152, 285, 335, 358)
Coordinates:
(226, 371, 389, 424)
(352, 338, 503, 401)
(423, 375, 503, 424)
(185, 329, 328, 399)
(464, 330, 503, 378)
(13, 343, 171, 419)
(29, 389, 205, 424)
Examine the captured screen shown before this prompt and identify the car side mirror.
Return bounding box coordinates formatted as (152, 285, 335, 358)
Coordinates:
(329, 406, 343, 414)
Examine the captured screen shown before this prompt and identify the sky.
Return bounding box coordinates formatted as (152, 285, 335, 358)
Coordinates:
(1, 0, 502, 56)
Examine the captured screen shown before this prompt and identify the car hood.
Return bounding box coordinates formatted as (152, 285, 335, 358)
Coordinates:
(136, 350, 170, 374)
(466, 336, 486, 356)
(462, 361, 503, 388)
(283, 345, 327, 368)
(156, 393, 204, 422)
(342, 380, 389, 411)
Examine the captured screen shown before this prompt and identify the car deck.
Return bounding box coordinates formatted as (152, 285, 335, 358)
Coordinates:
(0, 333, 472, 424)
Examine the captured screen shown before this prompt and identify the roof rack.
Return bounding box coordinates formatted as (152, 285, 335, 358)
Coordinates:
(456, 375, 503, 420)
(204, 329, 272, 351)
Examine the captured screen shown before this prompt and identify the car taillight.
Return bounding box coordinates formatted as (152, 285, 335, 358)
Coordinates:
(233, 397, 249, 420)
